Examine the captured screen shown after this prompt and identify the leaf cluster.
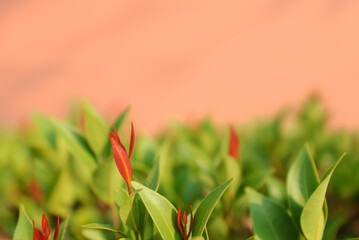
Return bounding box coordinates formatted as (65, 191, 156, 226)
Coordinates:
(1, 97, 358, 239)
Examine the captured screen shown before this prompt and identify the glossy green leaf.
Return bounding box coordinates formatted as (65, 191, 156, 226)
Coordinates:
(13, 205, 33, 240)
(192, 179, 232, 237)
(246, 188, 300, 240)
(83, 100, 107, 156)
(102, 106, 130, 158)
(54, 120, 97, 169)
(131, 181, 182, 240)
(287, 144, 320, 228)
(300, 153, 345, 240)
(81, 223, 127, 238)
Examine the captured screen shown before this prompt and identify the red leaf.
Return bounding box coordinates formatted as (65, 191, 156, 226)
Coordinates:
(29, 178, 43, 203)
(129, 122, 135, 159)
(33, 220, 46, 240)
(112, 125, 126, 151)
(42, 214, 50, 239)
(182, 210, 187, 227)
(177, 205, 185, 238)
(110, 125, 133, 195)
(229, 125, 240, 160)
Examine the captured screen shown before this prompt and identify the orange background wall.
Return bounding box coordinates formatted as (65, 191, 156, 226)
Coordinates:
(1, 1, 358, 133)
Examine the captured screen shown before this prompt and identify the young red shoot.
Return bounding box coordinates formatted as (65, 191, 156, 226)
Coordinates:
(177, 205, 193, 240)
(110, 122, 135, 195)
(33, 214, 60, 240)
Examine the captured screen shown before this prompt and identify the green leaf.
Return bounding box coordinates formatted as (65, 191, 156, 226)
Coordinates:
(57, 217, 68, 240)
(32, 113, 57, 148)
(287, 144, 320, 228)
(225, 157, 241, 199)
(266, 177, 287, 207)
(91, 161, 113, 204)
(323, 214, 346, 240)
(241, 169, 271, 191)
(207, 217, 228, 239)
(300, 153, 345, 240)
(114, 188, 140, 232)
(81, 223, 127, 238)
(83, 100, 108, 156)
(119, 190, 140, 231)
(102, 106, 130, 158)
(192, 179, 232, 237)
(142, 215, 155, 240)
(146, 158, 160, 191)
(203, 228, 209, 240)
(246, 188, 300, 240)
(91, 161, 123, 204)
(216, 156, 241, 199)
(113, 188, 129, 209)
(81, 229, 107, 240)
(13, 205, 33, 240)
(54, 120, 97, 169)
(192, 237, 206, 240)
(131, 181, 182, 240)
(46, 168, 75, 216)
